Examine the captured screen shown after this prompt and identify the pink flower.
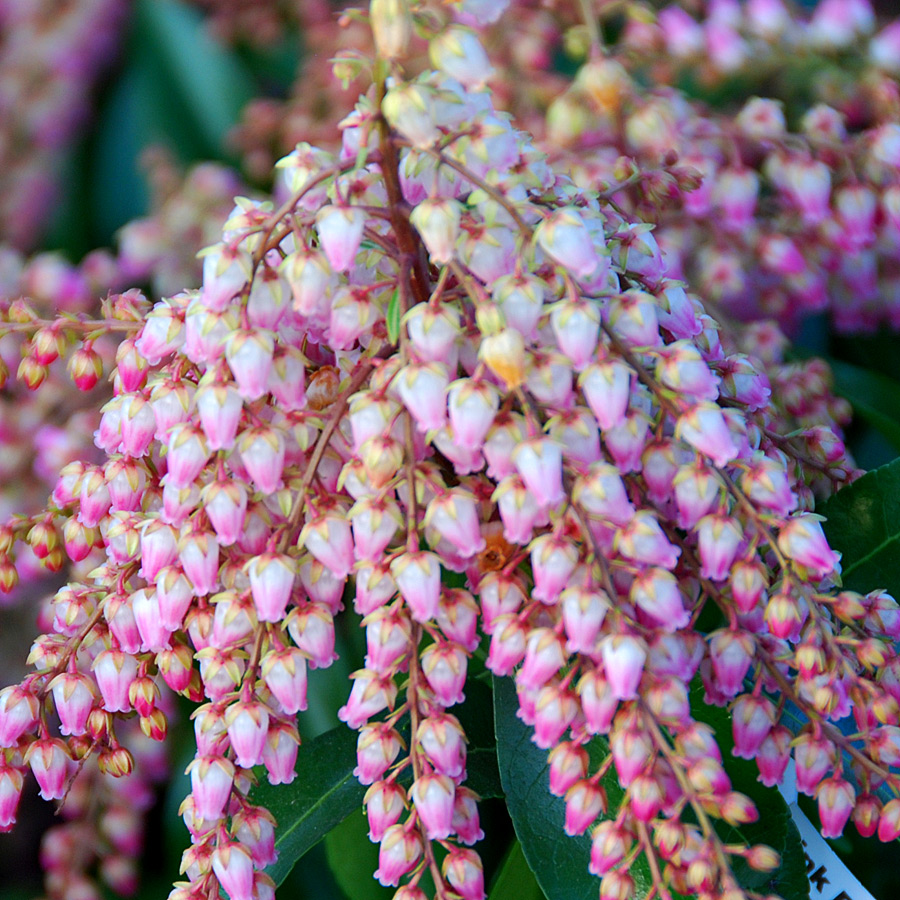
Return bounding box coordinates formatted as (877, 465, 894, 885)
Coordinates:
(391, 551, 441, 622)
(601, 635, 647, 701)
(777, 515, 840, 579)
(212, 843, 255, 900)
(226, 701, 270, 769)
(411, 772, 456, 839)
(512, 437, 564, 509)
(316, 205, 367, 273)
(374, 824, 423, 887)
(24, 739, 71, 801)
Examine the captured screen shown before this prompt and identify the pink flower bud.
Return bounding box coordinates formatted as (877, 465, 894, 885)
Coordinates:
(338, 669, 398, 729)
(286, 603, 337, 669)
(179, 528, 220, 597)
(396, 362, 450, 433)
(816, 775, 855, 839)
(562, 586, 610, 654)
(316, 205, 366, 273)
(410, 199, 462, 265)
(486, 615, 528, 676)
(354, 723, 402, 785)
(610, 722, 652, 785)
(261, 648, 308, 715)
(301, 513, 355, 580)
(421, 641, 468, 707)
(48, 672, 96, 736)
(548, 742, 589, 797)
(165, 424, 210, 489)
(364, 606, 412, 673)
(530, 534, 579, 605)
(573, 463, 635, 526)
(196, 382, 243, 451)
(133, 587, 173, 652)
(391, 550, 441, 623)
(696, 514, 743, 581)
(709, 630, 755, 699)
(732, 695, 775, 761)
(411, 772, 456, 839)
(118, 394, 156, 458)
(247, 553, 296, 623)
(226, 701, 270, 770)
(577, 669, 619, 735)
(364, 780, 406, 842)
(447, 377, 499, 451)
(551, 299, 600, 370)
(676, 403, 739, 468)
(617, 511, 680, 570)
(212, 842, 254, 900)
(537, 208, 602, 280)
(375, 824, 423, 887)
(628, 772, 663, 821)
(436, 589, 479, 653)
(756, 724, 792, 787)
(0, 765, 23, 828)
(590, 821, 628, 876)
(579, 360, 632, 432)
(139, 520, 179, 582)
(0, 686, 39, 746)
(202, 480, 248, 547)
(489, 274, 544, 340)
(443, 847, 485, 900)
(25, 738, 72, 801)
(225, 330, 274, 402)
(777, 514, 840, 579)
(532, 683, 577, 749)
(601, 635, 647, 701)
(156, 565, 194, 632)
(794, 734, 836, 796)
(262, 720, 300, 785)
(425, 490, 485, 560)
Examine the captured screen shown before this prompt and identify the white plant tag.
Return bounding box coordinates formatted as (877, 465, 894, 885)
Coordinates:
(778, 762, 877, 900)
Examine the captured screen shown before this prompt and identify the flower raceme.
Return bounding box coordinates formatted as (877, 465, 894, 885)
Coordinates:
(0, 3, 896, 900)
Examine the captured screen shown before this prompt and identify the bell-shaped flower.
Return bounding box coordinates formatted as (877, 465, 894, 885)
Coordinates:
(316, 205, 367, 273)
(391, 550, 441, 622)
(410, 198, 462, 265)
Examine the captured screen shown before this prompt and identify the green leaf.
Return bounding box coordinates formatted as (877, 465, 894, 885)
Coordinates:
(828, 360, 900, 454)
(135, 0, 254, 157)
(251, 724, 366, 887)
(493, 675, 652, 900)
(819, 457, 900, 593)
(253, 678, 503, 888)
(488, 840, 547, 900)
(689, 685, 811, 900)
(325, 811, 394, 900)
(386, 290, 401, 344)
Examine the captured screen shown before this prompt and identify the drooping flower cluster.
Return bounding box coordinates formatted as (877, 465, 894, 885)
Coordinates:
(0, 3, 897, 900)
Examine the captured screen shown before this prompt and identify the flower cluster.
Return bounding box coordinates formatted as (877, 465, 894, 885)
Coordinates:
(0, 3, 897, 900)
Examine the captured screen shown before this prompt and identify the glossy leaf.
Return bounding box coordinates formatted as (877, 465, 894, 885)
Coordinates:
(488, 840, 547, 900)
(820, 458, 900, 594)
(254, 680, 503, 887)
(325, 811, 394, 900)
(251, 723, 365, 887)
(829, 360, 900, 454)
(493, 675, 652, 900)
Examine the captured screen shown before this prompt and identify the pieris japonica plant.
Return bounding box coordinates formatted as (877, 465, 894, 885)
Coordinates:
(0, 2, 899, 900)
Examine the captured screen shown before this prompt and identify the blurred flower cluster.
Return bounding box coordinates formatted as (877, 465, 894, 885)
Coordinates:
(0, 2, 897, 900)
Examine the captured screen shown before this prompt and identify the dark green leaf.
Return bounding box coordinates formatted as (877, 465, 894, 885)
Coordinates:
(689, 685, 811, 900)
(251, 724, 365, 887)
(325, 811, 393, 900)
(386, 290, 401, 344)
(254, 678, 502, 887)
(493, 675, 652, 900)
(819, 458, 900, 593)
(135, 0, 254, 157)
(488, 840, 547, 900)
(829, 360, 900, 454)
